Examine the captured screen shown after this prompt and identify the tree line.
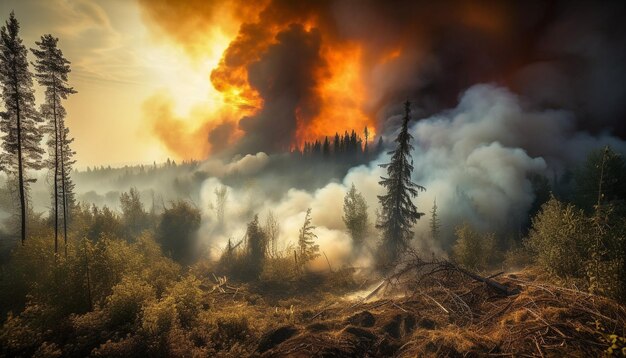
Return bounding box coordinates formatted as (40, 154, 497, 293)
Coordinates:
(294, 127, 385, 164)
(0, 12, 76, 254)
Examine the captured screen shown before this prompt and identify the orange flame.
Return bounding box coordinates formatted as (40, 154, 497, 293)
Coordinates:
(296, 41, 375, 146)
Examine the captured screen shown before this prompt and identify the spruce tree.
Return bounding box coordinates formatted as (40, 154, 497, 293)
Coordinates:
(376, 101, 425, 265)
(430, 198, 441, 241)
(0, 12, 44, 244)
(31, 34, 76, 253)
(322, 136, 330, 158)
(298, 208, 319, 267)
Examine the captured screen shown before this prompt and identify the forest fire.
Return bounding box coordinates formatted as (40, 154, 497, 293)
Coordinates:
(2, 1, 626, 357)
(140, 0, 384, 155)
(208, 15, 377, 150)
(300, 42, 374, 145)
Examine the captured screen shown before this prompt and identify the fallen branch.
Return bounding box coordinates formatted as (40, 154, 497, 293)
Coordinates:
(450, 262, 518, 296)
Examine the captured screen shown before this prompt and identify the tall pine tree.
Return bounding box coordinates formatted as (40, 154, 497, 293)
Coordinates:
(32, 34, 76, 253)
(0, 12, 44, 244)
(376, 101, 425, 266)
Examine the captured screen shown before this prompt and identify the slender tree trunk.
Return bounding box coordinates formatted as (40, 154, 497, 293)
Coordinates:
(52, 79, 59, 254)
(83, 239, 92, 311)
(12, 65, 26, 245)
(61, 127, 68, 257)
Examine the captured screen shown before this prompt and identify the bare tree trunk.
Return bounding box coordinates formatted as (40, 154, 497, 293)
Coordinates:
(12, 66, 26, 245)
(61, 128, 68, 257)
(52, 79, 59, 254)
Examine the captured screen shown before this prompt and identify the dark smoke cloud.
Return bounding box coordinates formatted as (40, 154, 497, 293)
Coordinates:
(237, 24, 324, 153)
(139, 0, 626, 157)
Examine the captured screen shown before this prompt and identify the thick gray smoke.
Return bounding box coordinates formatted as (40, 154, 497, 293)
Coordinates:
(195, 84, 626, 267)
(8, 84, 626, 268)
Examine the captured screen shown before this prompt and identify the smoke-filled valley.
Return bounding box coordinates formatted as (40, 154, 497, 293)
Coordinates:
(1, 1, 626, 357)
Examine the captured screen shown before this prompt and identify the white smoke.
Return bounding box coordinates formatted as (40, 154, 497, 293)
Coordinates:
(197, 84, 626, 267)
(199, 152, 269, 178)
(12, 83, 624, 269)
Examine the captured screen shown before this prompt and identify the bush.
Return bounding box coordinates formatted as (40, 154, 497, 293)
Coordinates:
(503, 245, 533, 270)
(525, 197, 591, 278)
(141, 296, 178, 336)
(157, 200, 201, 264)
(105, 275, 155, 328)
(260, 256, 297, 287)
(166, 275, 204, 327)
(213, 312, 250, 343)
(525, 197, 626, 300)
(452, 223, 498, 271)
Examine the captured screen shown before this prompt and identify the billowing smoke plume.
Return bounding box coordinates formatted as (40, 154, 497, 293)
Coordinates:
(139, 0, 626, 158)
(16, 84, 626, 268)
(193, 84, 626, 267)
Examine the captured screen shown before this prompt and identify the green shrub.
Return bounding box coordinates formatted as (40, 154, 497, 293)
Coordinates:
(525, 197, 591, 278)
(452, 223, 498, 271)
(105, 275, 155, 328)
(157, 200, 201, 264)
(167, 275, 203, 327)
(526, 197, 626, 301)
(260, 256, 296, 287)
(141, 296, 178, 336)
(213, 312, 250, 343)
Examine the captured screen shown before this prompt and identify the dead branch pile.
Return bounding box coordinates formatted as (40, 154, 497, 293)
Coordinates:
(262, 255, 626, 357)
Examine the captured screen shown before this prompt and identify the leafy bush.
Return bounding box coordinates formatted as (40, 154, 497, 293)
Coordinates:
(260, 256, 297, 287)
(525, 197, 591, 278)
(213, 312, 250, 343)
(105, 275, 155, 328)
(157, 200, 201, 264)
(166, 275, 203, 328)
(526, 197, 626, 300)
(452, 223, 498, 271)
(141, 296, 178, 336)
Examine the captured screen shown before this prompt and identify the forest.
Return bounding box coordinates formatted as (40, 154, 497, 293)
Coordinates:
(1, 3, 626, 358)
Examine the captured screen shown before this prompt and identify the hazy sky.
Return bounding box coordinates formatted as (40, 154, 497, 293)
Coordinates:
(1, 0, 232, 168)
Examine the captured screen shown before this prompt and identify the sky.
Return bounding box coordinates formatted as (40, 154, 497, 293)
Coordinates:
(1, 0, 234, 168)
(3, 1, 625, 169)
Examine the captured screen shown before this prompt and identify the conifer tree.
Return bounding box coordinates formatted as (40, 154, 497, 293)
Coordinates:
(333, 133, 340, 155)
(376, 101, 425, 265)
(363, 126, 369, 157)
(298, 208, 319, 267)
(322, 136, 330, 158)
(376, 136, 384, 154)
(430, 198, 441, 241)
(32, 34, 76, 253)
(0, 12, 44, 244)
